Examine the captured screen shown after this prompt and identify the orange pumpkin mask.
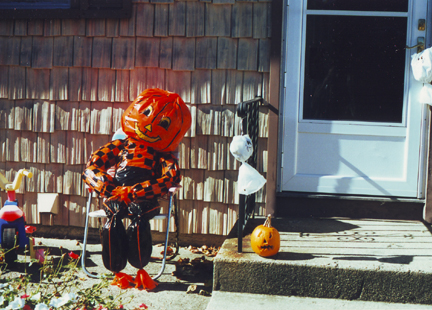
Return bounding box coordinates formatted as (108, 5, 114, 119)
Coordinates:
(122, 88, 192, 152)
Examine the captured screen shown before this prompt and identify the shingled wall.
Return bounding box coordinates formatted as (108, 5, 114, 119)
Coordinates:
(0, 0, 271, 236)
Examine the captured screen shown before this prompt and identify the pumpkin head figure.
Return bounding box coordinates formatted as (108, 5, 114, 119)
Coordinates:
(250, 215, 280, 257)
(122, 88, 192, 152)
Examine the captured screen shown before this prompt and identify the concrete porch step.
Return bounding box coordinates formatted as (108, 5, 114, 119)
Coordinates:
(213, 217, 432, 304)
(206, 291, 432, 310)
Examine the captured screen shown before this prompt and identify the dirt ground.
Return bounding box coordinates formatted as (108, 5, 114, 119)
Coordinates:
(2, 237, 215, 310)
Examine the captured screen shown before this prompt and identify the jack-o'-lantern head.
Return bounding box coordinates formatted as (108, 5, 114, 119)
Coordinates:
(250, 215, 280, 257)
(122, 88, 191, 152)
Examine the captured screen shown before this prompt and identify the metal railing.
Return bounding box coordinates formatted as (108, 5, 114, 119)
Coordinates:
(236, 97, 263, 253)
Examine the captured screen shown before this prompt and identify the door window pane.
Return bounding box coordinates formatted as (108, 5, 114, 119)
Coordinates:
(303, 15, 407, 123)
(307, 0, 408, 12)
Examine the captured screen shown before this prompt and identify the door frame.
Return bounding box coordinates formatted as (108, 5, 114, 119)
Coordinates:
(277, 0, 430, 199)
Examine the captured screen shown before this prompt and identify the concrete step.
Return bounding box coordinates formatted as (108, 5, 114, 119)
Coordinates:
(206, 291, 432, 310)
(213, 217, 432, 304)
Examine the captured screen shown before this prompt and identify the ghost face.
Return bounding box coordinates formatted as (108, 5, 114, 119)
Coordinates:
(122, 89, 192, 152)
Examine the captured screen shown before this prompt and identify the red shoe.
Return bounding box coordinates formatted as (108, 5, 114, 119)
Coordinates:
(132, 269, 158, 291)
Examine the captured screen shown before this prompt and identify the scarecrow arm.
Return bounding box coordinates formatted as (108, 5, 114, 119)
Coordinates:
(82, 139, 124, 198)
(110, 153, 181, 204)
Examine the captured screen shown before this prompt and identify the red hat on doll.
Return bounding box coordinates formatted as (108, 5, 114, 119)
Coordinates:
(122, 88, 192, 152)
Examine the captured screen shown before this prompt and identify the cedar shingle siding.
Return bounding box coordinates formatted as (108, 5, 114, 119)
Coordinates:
(0, 0, 271, 236)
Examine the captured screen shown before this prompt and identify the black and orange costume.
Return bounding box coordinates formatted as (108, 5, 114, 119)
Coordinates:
(82, 88, 191, 289)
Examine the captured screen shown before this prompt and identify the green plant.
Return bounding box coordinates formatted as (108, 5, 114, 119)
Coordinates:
(0, 244, 148, 310)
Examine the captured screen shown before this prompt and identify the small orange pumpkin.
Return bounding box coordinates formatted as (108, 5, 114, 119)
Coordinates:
(121, 88, 192, 152)
(250, 215, 280, 257)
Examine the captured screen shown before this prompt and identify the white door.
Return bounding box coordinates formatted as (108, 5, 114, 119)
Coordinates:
(281, 0, 429, 198)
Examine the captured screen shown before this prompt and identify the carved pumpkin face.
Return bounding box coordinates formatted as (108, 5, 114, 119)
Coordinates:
(250, 216, 280, 257)
(122, 88, 192, 152)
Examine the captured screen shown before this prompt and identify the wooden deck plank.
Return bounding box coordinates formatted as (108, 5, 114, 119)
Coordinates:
(92, 37, 112, 69)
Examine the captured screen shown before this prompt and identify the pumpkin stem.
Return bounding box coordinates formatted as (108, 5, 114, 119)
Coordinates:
(263, 214, 272, 227)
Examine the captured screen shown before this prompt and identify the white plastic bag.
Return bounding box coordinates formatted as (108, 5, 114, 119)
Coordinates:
(230, 135, 253, 162)
(420, 84, 432, 105)
(411, 48, 432, 83)
(238, 162, 266, 195)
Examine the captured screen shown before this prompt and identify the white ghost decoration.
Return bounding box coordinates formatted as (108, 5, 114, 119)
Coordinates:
(411, 47, 432, 83)
(230, 135, 253, 162)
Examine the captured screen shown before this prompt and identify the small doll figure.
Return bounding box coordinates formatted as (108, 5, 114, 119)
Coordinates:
(82, 88, 191, 289)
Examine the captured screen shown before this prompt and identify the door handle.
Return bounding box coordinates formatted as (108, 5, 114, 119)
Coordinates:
(406, 37, 425, 53)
